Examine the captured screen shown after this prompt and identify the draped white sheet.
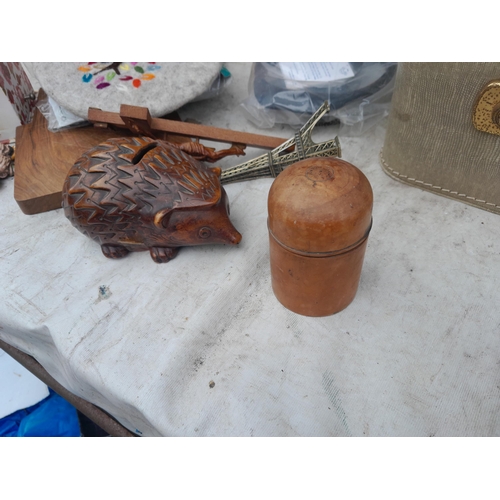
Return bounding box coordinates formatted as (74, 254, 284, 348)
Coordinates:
(2, 63, 499, 436)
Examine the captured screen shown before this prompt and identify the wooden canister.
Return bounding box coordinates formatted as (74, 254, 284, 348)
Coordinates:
(268, 157, 373, 316)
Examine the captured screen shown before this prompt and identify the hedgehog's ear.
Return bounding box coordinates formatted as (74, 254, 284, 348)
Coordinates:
(211, 166, 222, 178)
(154, 208, 173, 228)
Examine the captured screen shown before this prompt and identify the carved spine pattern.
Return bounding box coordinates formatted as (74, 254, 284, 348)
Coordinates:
(62, 137, 220, 246)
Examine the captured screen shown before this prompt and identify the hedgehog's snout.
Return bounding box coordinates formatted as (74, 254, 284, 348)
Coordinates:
(208, 223, 241, 246)
(216, 217, 242, 245)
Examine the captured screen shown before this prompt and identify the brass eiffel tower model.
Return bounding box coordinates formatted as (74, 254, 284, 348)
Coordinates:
(221, 101, 341, 184)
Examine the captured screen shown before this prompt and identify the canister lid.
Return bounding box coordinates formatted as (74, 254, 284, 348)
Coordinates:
(268, 157, 373, 254)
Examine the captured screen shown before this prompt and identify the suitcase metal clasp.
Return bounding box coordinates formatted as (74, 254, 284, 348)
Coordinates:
(473, 80, 500, 136)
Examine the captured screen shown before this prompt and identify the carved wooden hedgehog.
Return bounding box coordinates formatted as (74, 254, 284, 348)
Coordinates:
(62, 136, 242, 263)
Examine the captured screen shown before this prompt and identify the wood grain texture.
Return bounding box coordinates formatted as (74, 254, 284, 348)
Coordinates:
(14, 92, 133, 215)
(62, 137, 242, 263)
(88, 106, 287, 150)
(268, 158, 373, 317)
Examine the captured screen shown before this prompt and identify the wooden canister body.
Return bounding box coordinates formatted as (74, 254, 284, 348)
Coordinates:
(269, 227, 369, 316)
(267, 157, 373, 316)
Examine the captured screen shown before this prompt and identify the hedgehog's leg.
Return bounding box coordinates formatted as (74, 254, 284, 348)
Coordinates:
(101, 244, 129, 259)
(150, 246, 179, 263)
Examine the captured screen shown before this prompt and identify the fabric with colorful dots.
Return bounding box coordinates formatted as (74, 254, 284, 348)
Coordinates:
(78, 63, 160, 90)
(30, 62, 223, 119)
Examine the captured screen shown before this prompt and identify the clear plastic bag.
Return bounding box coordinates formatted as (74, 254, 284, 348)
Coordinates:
(241, 62, 397, 136)
(36, 94, 89, 132)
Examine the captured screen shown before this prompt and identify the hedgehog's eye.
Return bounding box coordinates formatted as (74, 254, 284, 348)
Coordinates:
(198, 227, 212, 239)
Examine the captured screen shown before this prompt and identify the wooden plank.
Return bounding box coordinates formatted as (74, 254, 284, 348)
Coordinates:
(88, 106, 287, 150)
(14, 92, 133, 215)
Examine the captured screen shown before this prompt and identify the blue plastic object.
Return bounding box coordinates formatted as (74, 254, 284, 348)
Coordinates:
(0, 389, 81, 437)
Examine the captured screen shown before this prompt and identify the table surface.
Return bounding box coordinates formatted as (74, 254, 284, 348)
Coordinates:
(2, 63, 500, 437)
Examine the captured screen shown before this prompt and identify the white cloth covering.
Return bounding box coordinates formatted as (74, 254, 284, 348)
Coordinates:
(1, 63, 500, 436)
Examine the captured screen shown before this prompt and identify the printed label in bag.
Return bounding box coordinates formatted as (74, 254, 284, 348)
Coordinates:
(278, 62, 354, 88)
